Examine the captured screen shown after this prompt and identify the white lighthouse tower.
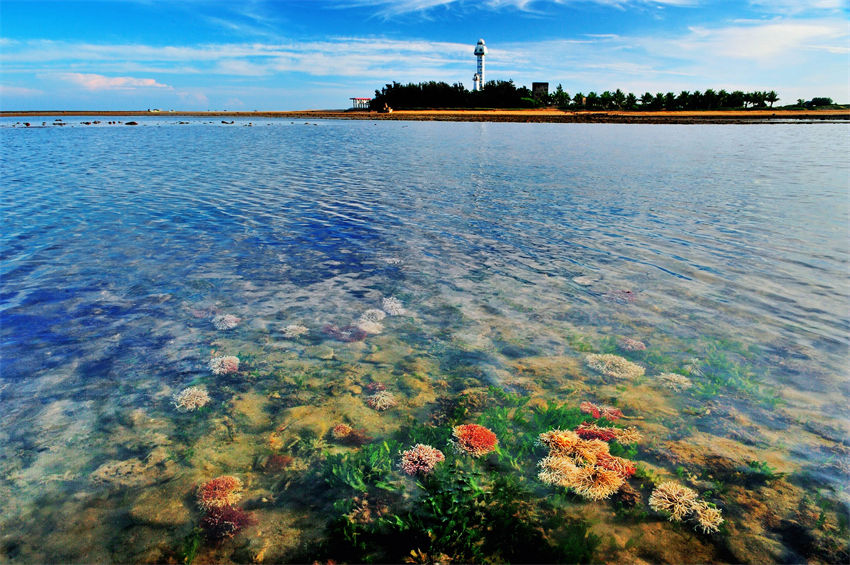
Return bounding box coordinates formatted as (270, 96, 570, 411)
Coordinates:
(473, 38, 487, 91)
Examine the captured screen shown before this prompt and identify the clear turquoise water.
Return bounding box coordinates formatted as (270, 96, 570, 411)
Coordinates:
(1, 117, 848, 563)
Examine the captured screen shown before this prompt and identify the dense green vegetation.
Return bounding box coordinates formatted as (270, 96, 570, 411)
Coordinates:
(369, 80, 839, 111)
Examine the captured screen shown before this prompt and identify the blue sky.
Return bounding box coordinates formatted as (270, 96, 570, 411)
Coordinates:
(1, 0, 848, 110)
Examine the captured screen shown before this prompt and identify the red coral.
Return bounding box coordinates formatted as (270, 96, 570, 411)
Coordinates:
(580, 401, 623, 421)
(200, 506, 255, 540)
(601, 407, 624, 421)
(580, 401, 602, 419)
(265, 454, 293, 472)
(596, 452, 637, 478)
(576, 423, 619, 442)
(197, 475, 243, 510)
(452, 424, 498, 457)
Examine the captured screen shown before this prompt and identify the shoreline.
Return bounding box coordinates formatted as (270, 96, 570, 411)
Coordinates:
(2, 108, 848, 124)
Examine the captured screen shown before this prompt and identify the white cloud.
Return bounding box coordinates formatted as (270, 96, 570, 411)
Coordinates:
(0, 85, 43, 96)
(338, 0, 696, 17)
(54, 73, 171, 90)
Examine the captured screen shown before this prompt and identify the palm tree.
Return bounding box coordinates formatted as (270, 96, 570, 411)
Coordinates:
(625, 92, 637, 110)
(766, 90, 779, 108)
(613, 89, 626, 109)
(640, 92, 653, 108)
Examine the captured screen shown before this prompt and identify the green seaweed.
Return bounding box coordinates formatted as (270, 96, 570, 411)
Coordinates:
(323, 440, 402, 492)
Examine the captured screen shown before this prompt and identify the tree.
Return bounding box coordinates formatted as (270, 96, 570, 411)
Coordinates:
(573, 92, 585, 108)
(676, 91, 690, 110)
(599, 91, 614, 109)
(625, 92, 637, 110)
(613, 89, 626, 109)
(765, 90, 779, 108)
(553, 84, 570, 108)
(585, 91, 600, 109)
(640, 92, 653, 108)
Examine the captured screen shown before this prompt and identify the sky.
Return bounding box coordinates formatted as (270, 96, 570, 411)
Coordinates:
(0, 0, 848, 110)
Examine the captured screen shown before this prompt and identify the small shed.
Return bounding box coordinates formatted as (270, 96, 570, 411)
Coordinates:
(350, 97, 371, 110)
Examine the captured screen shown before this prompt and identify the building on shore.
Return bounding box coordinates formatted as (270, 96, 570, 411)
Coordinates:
(473, 38, 487, 91)
(350, 97, 371, 110)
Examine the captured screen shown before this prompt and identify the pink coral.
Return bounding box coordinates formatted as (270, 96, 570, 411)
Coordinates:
(197, 475, 243, 510)
(400, 444, 445, 475)
(200, 506, 255, 540)
(576, 423, 619, 442)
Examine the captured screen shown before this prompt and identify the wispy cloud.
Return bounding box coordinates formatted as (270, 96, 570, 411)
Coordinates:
(54, 73, 171, 90)
(338, 0, 696, 16)
(0, 84, 43, 96)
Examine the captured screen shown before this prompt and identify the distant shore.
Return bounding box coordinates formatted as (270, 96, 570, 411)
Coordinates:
(3, 108, 849, 124)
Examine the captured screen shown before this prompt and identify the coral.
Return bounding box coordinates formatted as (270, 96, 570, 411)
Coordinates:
(692, 501, 724, 534)
(172, 386, 210, 412)
(382, 296, 405, 316)
(400, 444, 445, 476)
(579, 400, 623, 421)
(585, 354, 645, 380)
(451, 424, 498, 457)
(200, 506, 255, 540)
(596, 453, 637, 478)
(657, 372, 693, 391)
(618, 337, 646, 351)
(331, 423, 353, 439)
(537, 455, 579, 487)
(212, 314, 240, 330)
(366, 391, 397, 411)
(576, 423, 619, 442)
(648, 481, 699, 522)
(365, 382, 387, 393)
(572, 438, 610, 465)
(323, 324, 367, 342)
(613, 426, 643, 445)
(570, 466, 625, 501)
(536, 429, 581, 455)
(360, 309, 387, 323)
(197, 475, 244, 510)
(283, 323, 308, 338)
(209, 355, 240, 375)
(356, 319, 384, 335)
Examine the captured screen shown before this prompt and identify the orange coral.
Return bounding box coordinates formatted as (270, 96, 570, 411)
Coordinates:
(451, 424, 498, 457)
(197, 475, 244, 510)
(570, 465, 625, 501)
(596, 452, 637, 478)
(536, 429, 580, 455)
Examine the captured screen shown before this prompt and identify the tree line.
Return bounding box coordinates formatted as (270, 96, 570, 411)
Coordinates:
(368, 80, 837, 111)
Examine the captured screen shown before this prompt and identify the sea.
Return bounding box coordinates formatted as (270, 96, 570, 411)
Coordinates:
(1, 116, 848, 563)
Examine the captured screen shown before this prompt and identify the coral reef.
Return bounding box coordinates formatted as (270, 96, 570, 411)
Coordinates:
(536, 429, 581, 455)
(538, 455, 579, 487)
(451, 424, 498, 457)
(656, 372, 693, 391)
(382, 296, 405, 316)
(614, 482, 642, 507)
(613, 426, 642, 445)
(585, 354, 645, 380)
(323, 324, 368, 342)
(618, 337, 646, 351)
(212, 314, 240, 330)
(648, 481, 699, 521)
(596, 453, 637, 478)
(364, 382, 387, 393)
(197, 475, 244, 510)
(575, 423, 618, 442)
(570, 465, 625, 501)
(283, 323, 309, 338)
(580, 401, 623, 421)
(604, 289, 636, 304)
(366, 391, 397, 411)
(200, 506, 255, 540)
(172, 386, 210, 411)
(331, 423, 354, 439)
(648, 481, 723, 534)
(209, 355, 240, 376)
(400, 444, 445, 476)
(692, 501, 724, 534)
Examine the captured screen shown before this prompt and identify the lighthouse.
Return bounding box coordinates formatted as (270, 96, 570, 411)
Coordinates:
(473, 38, 487, 91)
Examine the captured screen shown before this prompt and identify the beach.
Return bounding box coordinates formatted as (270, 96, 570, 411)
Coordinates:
(3, 108, 848, 124)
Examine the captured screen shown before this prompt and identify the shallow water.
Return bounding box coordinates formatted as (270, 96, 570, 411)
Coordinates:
(1, 117, 848, 563)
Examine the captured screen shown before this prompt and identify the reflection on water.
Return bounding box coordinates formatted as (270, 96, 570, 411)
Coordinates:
(1, 118, 848, 563)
